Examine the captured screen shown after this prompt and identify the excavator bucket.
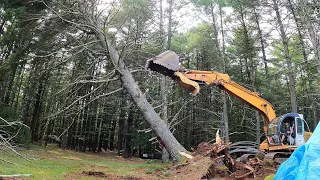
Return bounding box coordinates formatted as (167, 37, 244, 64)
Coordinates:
(146, 50, 180, 78)
(146, 51, 200, 95)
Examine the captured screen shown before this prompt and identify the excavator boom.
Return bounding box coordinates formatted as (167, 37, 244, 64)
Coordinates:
(178, 70, 276, 134)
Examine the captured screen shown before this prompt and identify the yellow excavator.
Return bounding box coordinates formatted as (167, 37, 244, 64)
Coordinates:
(147, 51, 312, 160)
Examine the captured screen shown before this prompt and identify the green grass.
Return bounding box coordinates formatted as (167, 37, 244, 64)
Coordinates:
(264, 174, 275, 180)
(0, 145, 166, 180)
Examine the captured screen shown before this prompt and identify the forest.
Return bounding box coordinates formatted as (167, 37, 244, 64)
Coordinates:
(0, 0, 319, 164)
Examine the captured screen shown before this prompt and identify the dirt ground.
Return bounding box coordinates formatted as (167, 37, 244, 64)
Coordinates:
(65, 170, 144, 180)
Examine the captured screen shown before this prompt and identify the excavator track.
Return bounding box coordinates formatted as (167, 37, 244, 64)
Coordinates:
(229, 141, 291, 164)
(264, 152, 292, 164)
(229, 141, 260, 158)
(229, 141, 261, 163)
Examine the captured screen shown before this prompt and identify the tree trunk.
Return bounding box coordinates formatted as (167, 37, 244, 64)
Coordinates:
(160, 78, 168, 124)
(272, 0, 298, 113)
(311, 100, 317, 130)
(13, 65, 25, 113)
(9, 64, 22, 107)
(97, 107, 103, 152)
(221, 92, 229, 142)
(253, 8, 270, 91)
(4, 64, 18, 105)
(30, 82, 45, 142)
(166, 0, 173, 51)
(255, 110, 261, 143)
(211, 3, 229, 142)
(109, 114, 116, 151)
(109, 100, 120, 151)
(239, 6, 253, 84)
(123, 105, 134, 158)
(117, 94, 127, 156)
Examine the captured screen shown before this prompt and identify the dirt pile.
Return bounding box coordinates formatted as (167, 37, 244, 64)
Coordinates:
(169, 142, 277, 179)
(82, 171, 108, 178)
(79, 171, 141, 180)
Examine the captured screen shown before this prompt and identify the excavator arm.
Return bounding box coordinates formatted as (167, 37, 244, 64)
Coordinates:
(175, 70, 276, 134)
(147, 51, 276, 135)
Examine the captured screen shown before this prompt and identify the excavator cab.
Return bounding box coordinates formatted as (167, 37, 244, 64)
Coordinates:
(266, 113, 311, 147)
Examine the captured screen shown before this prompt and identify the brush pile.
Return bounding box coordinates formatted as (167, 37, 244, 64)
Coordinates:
(172, 131, 276, 179)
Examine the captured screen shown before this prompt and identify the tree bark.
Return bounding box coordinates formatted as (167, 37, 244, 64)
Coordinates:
(123, 105, 134, 158)
(253, 8, 270, 91)
(109, 113, 116, 151)
(272, 0, 298, 113)
(167, 0, 173, 50)
(303, 9, 320, 89)
(255, 110, 261, 143)
(117, 94, 127, 156)
(211, 3, 229, 142)
(13, 65, 25, 113)
(4, 64, 18, 105)
(30, 82, 45, 142)
(108, 99, 120, 151)
(311, 100, 317, 130)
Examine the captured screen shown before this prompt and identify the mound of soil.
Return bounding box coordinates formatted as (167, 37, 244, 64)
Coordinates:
(80, 171, 142, 180)
(82, 171, 108, 178)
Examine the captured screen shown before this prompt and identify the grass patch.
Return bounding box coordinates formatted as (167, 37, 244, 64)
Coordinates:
(264, 174, 275, 180)
(0, 145, 166, 179)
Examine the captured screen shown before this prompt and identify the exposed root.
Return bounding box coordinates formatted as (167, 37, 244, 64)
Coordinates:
(170, 131, 276, 179)
(172, 163, 189, 170)
(233, 161, 255, 179)
(201, 164, 216, 179)
(193, 130, 261, 179)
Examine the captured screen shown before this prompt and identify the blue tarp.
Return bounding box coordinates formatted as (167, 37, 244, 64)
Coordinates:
(274, 122, 320, 180)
